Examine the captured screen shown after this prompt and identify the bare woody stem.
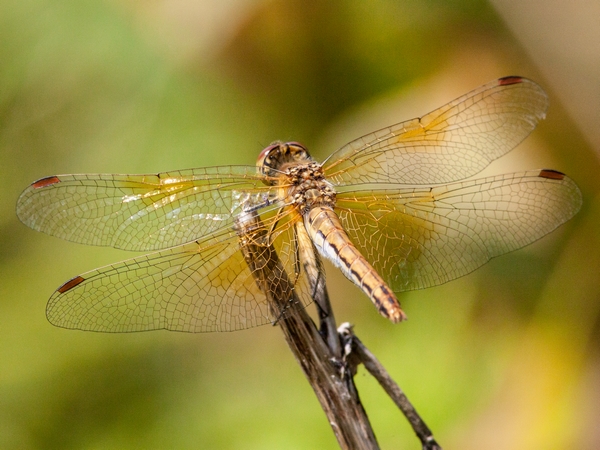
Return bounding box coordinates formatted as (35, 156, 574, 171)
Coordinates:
(235, 210, 441, 449)
(235, 210, 379, 449)
(339, 324, 442, 450)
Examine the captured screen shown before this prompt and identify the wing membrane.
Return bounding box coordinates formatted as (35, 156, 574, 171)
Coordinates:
(335, 170, 582, 292)
(16, 166, 279, 251)
(45, 208, 315, 333)
(323, 77, 549, 186)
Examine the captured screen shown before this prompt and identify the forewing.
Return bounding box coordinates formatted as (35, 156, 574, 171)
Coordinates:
(16, 166, 278, 251)
(45, 208, 315, 333)
(335, 170, 582, 292)
(323, 77, 549, 186)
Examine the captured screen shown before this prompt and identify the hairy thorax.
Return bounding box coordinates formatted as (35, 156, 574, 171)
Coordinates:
(285, 162, 336, 214)
(257, 141, 336, 215)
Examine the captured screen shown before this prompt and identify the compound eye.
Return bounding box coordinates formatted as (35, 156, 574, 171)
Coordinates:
(256, 142, 281, 169)
(286, 142, 310, 161)
(286, 141, 305, 149)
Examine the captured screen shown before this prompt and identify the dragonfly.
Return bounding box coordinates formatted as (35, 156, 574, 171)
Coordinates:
(17, 76, 582, 333)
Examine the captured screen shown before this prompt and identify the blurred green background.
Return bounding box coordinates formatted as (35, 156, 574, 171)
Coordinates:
(1, 0, 599, 448)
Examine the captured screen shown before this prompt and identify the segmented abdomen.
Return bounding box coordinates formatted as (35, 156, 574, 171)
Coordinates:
(304, 206, 406, 322)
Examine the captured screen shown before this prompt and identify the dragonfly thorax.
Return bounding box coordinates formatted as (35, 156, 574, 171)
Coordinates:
(285, 162, 336, 215)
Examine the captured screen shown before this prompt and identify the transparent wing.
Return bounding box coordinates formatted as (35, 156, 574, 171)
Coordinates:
(334, 170, 582, 292)
(323, 77, 549, 186)
(45, 208, 317, 333)
(16, 166, 279, 251)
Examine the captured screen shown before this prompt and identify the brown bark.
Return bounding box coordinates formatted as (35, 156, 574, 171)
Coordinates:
(235, 210, 441, 449)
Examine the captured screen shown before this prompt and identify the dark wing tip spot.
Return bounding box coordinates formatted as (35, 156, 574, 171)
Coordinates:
(539, 169, 565, 180)
(498, 76, 523, 86)
(57, 275, 85, 293)
(32, 176, 61, 189)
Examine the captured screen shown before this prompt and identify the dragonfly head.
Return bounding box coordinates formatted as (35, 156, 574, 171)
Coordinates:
(257, 141, 312, 182)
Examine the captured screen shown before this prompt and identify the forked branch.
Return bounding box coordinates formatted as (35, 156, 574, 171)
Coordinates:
(235, 210, 441, 449)
(339, 324, 442, 450)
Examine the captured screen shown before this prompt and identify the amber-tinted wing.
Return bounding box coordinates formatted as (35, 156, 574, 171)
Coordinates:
(45, 208, 316, 332)
(323, 77, 549, 186)
(16, 166, 279, 251)
(335, 170, 582, 292)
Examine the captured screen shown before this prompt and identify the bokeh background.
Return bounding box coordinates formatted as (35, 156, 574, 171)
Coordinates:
(1, 0, 599, 448)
